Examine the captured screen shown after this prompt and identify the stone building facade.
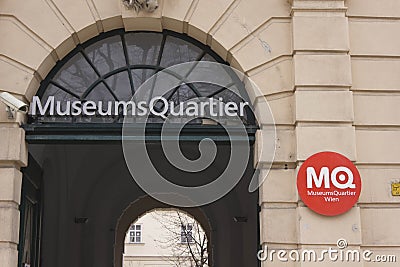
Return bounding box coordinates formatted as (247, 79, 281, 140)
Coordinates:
(0, 0, 399, 266)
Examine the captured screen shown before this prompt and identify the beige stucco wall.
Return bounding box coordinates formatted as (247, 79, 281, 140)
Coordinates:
(0, 0, 399, 266)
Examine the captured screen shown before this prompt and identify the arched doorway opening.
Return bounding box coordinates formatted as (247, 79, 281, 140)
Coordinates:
(23, 29, 259, 267)
(120, 203, 211, 267)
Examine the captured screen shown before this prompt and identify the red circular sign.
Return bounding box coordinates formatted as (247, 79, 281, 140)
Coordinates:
(297, 151, 361, 216)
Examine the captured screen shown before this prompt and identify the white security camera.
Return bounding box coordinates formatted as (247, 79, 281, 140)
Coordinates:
(0, 92, 29, 119)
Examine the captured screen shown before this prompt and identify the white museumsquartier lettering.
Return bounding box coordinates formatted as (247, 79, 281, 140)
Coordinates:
(29, 96, 249, 119)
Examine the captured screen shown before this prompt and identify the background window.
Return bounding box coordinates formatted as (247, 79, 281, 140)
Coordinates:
(180, 224, 193, 244)
(129, 224, 142, 243)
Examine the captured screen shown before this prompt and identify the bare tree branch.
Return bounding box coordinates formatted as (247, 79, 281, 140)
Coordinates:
(151, 210, 209, 267)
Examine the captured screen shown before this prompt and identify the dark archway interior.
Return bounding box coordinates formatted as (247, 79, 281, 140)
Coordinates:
(28, 142, 259, 267)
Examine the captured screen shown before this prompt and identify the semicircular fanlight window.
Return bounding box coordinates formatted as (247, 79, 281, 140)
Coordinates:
(30, 30, 255, 126)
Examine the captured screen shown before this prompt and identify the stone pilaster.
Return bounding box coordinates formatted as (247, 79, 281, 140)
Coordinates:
(292, 1, 362, 266)
(0, 104, 28, 266)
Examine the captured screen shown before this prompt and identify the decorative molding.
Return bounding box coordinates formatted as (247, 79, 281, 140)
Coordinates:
(291, 0, 347, 16)
(122, 0, 159, 13)
(43, 0, 80, 45)
(85, 0, 104, 32)
(183, 0, 199, 33)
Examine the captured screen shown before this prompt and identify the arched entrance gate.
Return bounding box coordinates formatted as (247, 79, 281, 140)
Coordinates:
(21, 30, 259, 267)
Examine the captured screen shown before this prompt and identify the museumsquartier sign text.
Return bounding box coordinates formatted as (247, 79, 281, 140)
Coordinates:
(29, 96, 249, 119)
